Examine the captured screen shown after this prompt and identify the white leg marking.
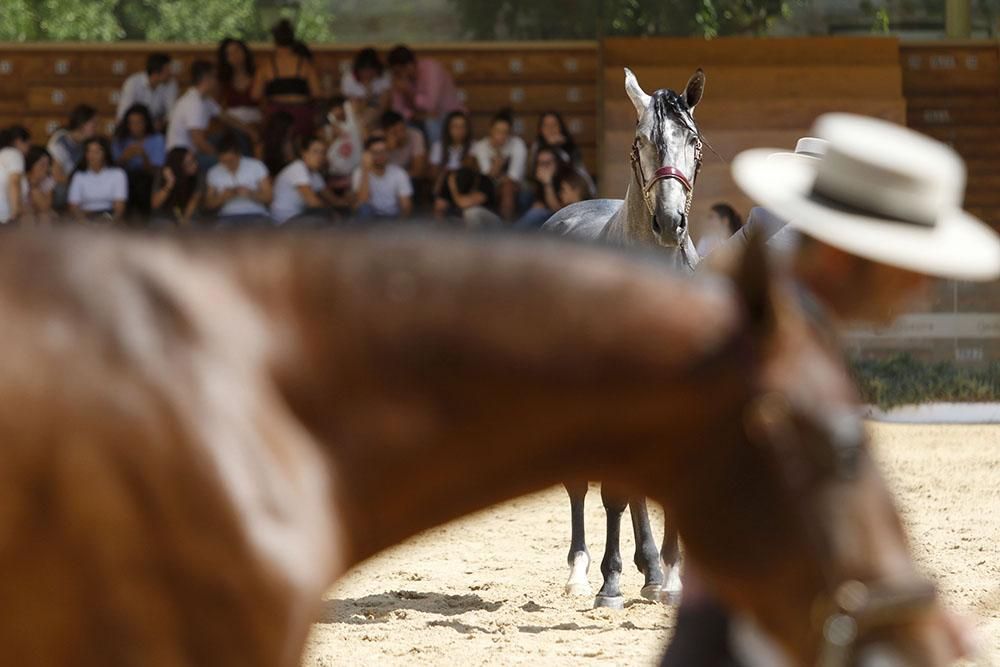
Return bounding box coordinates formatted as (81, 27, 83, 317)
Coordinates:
(564, 551, 592, 596)
(661, 562, 683, 603)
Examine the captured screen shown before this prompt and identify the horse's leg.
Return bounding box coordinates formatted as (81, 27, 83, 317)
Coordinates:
(660, 519, 683, 603)
(629, 496, 665, 601)
(563, 480, 592, 596)
(594, 484, 628, 609)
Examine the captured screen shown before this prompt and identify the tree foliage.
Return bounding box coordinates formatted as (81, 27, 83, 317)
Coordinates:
(449, 0, 792, 39)
(0, 0, 336, 42)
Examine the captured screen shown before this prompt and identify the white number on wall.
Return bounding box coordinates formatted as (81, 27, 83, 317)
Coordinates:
(0, 60, 11, 75)
(54, 60, 70, 75)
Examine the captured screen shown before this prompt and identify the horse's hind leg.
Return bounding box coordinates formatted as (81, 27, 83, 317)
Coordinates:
(594, 484, 628, 609)
(660, 521, 683, 603)
(629, 497, 665, 601)
(563, 480, 592, 597)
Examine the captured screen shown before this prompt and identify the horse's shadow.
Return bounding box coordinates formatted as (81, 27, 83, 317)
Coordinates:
(319, 590, 503, 625)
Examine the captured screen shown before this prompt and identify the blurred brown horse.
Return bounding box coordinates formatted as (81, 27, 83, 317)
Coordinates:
(0, 228, 959, 665)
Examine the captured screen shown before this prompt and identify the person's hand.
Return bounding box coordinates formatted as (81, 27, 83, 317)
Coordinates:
(536, 162, 556, 185)
(162, 167, 176, 190)
(123, 144, 145, 160)
(361, 151, 374, 171)
(235, 186, 252, 198)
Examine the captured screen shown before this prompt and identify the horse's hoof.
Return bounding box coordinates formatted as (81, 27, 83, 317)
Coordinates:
(564, 582, 593, 597)
(640, 583, 662, 602)
(593, 594, 625, 610)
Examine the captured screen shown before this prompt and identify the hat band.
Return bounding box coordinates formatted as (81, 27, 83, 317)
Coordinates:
(808, 184, 938, 228)
(795, 150, 825, 159)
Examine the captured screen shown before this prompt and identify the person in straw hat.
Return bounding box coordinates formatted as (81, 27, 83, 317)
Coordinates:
(662, 112, 999, 667)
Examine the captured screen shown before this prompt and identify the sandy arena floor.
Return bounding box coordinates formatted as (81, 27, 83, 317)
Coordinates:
(302, 423, 1000, 666)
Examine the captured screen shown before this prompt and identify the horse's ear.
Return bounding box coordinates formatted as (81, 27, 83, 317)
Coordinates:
(735, 228, 775, 336)
(684, 68, 706, 113)
(624, 67, 651, 120)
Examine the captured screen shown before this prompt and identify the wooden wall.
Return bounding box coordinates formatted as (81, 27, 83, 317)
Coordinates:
(0, 41, 598, 175)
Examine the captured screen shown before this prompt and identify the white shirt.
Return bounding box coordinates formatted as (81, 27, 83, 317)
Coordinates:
(351, 164, 413, 217)
(68, 167, 127, 212)
(116, 72, 179, 122)
(0, 147, 25, 223)
(471, 136, 528, 182)
(272, 160, 325, 224)
(166, 88, 221, 151)
(206, 157, 270, 218)
(429, 142, 467, 171)
(340, 70, 391, 104)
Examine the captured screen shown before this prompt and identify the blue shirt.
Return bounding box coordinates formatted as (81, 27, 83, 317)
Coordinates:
(112, 134, 167, 171)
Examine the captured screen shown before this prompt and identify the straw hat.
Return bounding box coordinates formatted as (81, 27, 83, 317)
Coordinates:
(732, 113, 1000, 281)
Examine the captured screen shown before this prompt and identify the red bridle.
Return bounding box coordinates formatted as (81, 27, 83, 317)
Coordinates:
(630, 136, 703, 218)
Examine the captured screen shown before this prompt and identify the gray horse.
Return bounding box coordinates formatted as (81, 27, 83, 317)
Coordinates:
(543, 68, 705, 608)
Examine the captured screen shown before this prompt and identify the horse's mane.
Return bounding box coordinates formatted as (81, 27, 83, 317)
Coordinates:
(649, 89, 698, 143)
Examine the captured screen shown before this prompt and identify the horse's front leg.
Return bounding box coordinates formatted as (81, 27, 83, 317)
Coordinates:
(563, 480, 592, 596)
(594, 484, 628, 609)
(629, 496, 665, 601)
(661, 520, 683, 603)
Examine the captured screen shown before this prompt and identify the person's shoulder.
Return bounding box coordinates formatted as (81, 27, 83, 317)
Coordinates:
(106, 166, 127, 179)
(385, 163, 408, 177)
(280, 159, 307, 180)
(243, 156, 268, 174)
(206, 163, 225, 180)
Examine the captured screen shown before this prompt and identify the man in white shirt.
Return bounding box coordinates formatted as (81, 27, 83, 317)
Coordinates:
(352, 135, 413, 220)
(166, 61, 223, 170)
(0, 125, 30, 224)
(469, 110, 527, 220)
(205, 132, 273, 227)
(380, 110, 426, 180)
(116, 53, 178, 132)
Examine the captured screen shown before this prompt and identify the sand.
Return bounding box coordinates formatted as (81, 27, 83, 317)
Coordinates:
(302, 423, 1000, 666)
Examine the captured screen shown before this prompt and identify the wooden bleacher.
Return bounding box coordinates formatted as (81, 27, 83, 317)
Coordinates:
(0, 41, 598, 175)
(599, 37, 907, 242)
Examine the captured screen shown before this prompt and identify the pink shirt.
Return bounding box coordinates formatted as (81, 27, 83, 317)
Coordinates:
(391, 58, 464, 120)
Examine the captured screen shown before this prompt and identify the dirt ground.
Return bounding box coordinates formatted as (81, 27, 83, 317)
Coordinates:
(302, 423, 1000, 666)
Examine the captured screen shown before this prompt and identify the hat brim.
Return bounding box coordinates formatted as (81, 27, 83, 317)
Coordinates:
(732, 148, 1000, 282)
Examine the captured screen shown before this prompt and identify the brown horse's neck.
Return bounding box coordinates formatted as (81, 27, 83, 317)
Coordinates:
(250, 231, 752, 567)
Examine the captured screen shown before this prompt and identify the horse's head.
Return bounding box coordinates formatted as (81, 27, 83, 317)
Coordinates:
(624, 67, 705, 248)
(672, 238, 969, 666)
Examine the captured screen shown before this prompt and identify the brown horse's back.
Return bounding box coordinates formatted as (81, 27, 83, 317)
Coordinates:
(0, 231, 336, 666)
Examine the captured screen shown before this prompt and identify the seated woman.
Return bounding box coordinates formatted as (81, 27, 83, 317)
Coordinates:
(67, 138, 128, 224)
(470, 109, 527, 221)
(112, 104, 166, 219)
(429, 110, 473, 186)
(513, 147, 565, 230)
(218, 38, 262, 130)
(554, 165, 591, 208)
(271, 134, 342, 226)
(21, 146, 56, 226)
(529, 110, 594, 195)
(150, 147, 203, 227)
(341, 47, 391, 131)
(434, 166, 499, 228)
(253, 20, 321, 140)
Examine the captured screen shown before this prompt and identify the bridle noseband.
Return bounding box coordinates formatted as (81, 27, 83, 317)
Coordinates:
(744, 393, 939, 667)
(629, 130, 703, 220)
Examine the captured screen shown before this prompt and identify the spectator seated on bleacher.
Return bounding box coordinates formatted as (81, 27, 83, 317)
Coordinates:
(387, 44, 463, 146)
(113, 104, 166, 219)
(429, 110, 474, 184)
(272, 135, 341, 226)
(381, 110, 426, 181)
(151, 147, 203, 227)
(253, 19, 321, 141)
(167, 61, 224, 170)
(320, 96, 363, 196)
(116, 53, 178, 133)
(433, 166, 499, 229)
(0, 125, 31, 225)
(205, 132, 273, 228)
(48, 104, 98, 208)
(352, 134, 413, 221)
(514, 146, 565, 230)
(530, 111, 594, 194)
(554, 164, 591, 209)
(470, 109, 527, 221)
(342, 47, 391, 132)
(67, 138, 128, 224)
(21, 146, 55, 226)
(218, 38, 262, 129)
